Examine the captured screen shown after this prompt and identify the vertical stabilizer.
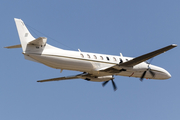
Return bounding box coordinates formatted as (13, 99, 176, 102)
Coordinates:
(14, 18, 35, 52)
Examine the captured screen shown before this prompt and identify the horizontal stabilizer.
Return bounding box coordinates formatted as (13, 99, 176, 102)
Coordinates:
(28, 37, 47, 46)
(4, 44, 22, 49)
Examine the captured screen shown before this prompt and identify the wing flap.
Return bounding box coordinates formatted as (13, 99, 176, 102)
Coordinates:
(99, 67, 122, 73)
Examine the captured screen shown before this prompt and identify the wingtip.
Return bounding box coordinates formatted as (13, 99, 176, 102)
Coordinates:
(37, 80, 42, 82)
(172, 44, 177, 47)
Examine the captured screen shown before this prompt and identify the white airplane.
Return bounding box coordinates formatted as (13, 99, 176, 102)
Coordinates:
(5, 18, 177, 91)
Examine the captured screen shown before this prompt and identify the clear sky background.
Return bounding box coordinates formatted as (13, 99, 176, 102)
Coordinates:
(1, 1, 180, 120)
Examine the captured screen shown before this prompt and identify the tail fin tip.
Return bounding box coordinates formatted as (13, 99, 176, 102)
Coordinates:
(14, 18, 35, 52)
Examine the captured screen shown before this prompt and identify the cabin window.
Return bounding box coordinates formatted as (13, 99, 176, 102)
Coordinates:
(106, 57, 110, 61)
(113, 57, 117, 61)
(126, 59, 128, 61)
(100, 56, 103, 60)
(80, 54, 84, 58)
(87, 54, 90, 58)
(94, 55, 97, 59)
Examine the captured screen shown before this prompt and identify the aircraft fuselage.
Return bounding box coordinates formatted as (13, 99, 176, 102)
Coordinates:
(24, 44, 171, 81)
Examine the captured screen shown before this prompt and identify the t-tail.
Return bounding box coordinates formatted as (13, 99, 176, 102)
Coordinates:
(5, 18, 47, 54)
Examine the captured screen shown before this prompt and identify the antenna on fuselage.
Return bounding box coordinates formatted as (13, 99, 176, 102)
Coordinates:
(78, 49, 81, 52)
(120, 53, 123, 57)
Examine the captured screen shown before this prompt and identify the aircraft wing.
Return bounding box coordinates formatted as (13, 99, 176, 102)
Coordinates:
(119, 44, 177, 67)
(37, 73, 89, 82)
(99, 44, 177, 72)
(37, 76, 80, 82)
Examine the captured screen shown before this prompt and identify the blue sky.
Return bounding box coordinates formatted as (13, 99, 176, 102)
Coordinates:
(1, 1, 180, 120)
